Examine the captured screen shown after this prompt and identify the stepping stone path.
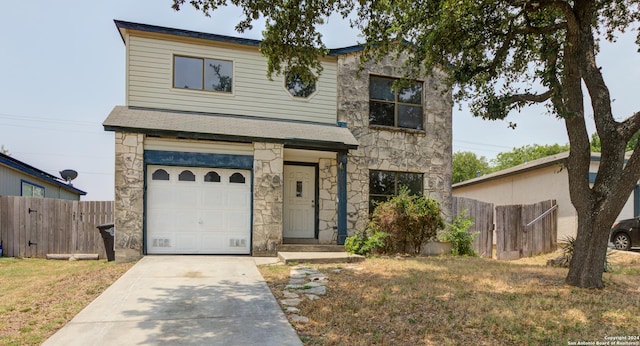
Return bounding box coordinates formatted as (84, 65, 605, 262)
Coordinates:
(279, 265, 328, 324)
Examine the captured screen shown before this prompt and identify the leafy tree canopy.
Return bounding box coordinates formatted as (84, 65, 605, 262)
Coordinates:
(590, 131, 640, 152)
(174, 0, 640, 288)
(452, 151, 491, 184)
(492, 143, 570, 171)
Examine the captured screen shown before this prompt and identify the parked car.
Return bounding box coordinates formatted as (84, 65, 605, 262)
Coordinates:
(609, 217, 640, 250)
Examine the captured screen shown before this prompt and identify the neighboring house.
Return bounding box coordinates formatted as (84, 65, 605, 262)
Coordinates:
(0, 152, 86, 200)
(104, 21, 452, 261)
(452, 151, 636, 241)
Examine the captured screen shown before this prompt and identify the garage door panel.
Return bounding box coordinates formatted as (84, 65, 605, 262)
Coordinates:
(201, 213, 227, 230)
(146, 165, 251, 255)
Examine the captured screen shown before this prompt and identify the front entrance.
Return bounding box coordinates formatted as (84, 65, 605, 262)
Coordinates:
(283, 164, 317, 239)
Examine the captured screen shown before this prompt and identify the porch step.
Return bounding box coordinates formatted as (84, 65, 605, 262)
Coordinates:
(277, 251, 365, 264)
(277, 244, 346, 252)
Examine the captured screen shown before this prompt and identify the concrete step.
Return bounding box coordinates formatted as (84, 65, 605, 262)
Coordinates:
(277, 251, 365, 264)
(277, 244, 346, 252)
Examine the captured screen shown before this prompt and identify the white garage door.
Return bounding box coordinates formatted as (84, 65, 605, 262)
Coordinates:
(146, 165, 251, 254)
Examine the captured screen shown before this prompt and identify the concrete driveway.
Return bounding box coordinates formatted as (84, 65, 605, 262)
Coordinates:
(43, 256, 302, 346)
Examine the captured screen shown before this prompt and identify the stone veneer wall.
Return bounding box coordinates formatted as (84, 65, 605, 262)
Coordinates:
(253, 142, 284, 255)
(318, 158, 338, 243)
(114, 132, 145, 262)
(337, 54, 453, 234)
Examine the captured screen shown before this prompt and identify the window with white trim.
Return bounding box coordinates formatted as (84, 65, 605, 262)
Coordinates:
(21, 180, 45, 198)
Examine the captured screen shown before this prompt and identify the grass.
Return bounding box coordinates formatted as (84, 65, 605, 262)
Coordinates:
(0, 257, 133, 346)
(259, 250, 640, 345)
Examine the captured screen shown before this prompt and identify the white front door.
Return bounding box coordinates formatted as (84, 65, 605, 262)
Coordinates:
(283, 165, 316, 238)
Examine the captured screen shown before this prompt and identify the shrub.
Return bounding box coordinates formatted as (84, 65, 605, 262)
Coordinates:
(546, 236, 613, 272)
(440, 210, 477, 256)
(344, 225, 389, 256)
(369, 186, 444, 254)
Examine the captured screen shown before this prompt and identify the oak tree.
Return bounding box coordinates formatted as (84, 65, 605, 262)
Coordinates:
(174, 0, 640, 288)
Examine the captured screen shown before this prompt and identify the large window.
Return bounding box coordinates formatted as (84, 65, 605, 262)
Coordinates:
(369, 76, 423, 130)
(173, 56, 233, 92)
(21, 180, 44, 198)
(369, 170, 423, 212)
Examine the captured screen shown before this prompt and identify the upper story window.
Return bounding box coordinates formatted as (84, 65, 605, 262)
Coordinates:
(286, 72, 316, 98)
(369, 76, 423, 130)
(173, 56, 233, 92)
(21, 180, 44, 198)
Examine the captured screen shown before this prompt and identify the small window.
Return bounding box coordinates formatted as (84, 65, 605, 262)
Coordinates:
(285, 72, 316, 98)
(369, 76, 423, 130)
(178, 170, 196, 182)
(21, 180, 44, 198)
(369, 170, 423, 212)
(229, 172, 246, 184)
(296, 181, 303, 197)
(174, 56, 233, 92)
(152, 169, 170, 181)
(204, 171, 221, 182)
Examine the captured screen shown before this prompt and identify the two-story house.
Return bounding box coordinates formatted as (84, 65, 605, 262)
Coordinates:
(104, 21, 452, 261)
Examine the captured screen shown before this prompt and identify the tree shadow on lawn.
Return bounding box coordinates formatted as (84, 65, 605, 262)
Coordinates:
(290, 257, 640, 345)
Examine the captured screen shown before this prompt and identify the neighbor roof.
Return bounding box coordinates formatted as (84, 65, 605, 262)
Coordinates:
(452, 152, 571, 189)
(0, 152, 87, 196)
(113, 20, 365, 56)
(103, 106, 359, 151)
(451, 151, 618, 189)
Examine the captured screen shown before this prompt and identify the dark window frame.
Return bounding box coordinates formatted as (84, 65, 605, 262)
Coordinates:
(369, 75, 424, 130)
(173, 55, 233, 93)
(368, 170, 423, 212)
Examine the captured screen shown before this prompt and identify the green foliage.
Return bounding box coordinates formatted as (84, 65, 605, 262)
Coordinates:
(369, 186, 444, 254)
(344, 226, 389, 256)
(439, 210, 477, 256)
(452, 151, 491, 183)
(548, 236, 612, 272)
(453, 144, 569, 183)
(491, 144, 569, 171)
(590, 131, 640, 153)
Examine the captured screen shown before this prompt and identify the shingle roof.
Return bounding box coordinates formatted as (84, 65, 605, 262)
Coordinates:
(113, 20, 364, 56)
(103, 106, 359, 151)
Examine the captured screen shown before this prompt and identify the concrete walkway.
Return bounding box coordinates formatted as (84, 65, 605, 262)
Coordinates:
(43, 256, 302, 346)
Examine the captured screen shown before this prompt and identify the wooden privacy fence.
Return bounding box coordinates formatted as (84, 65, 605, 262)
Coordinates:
(452, 196, 494, 258)
(0, 196, 114, 258)
(495, 200, 558, 260)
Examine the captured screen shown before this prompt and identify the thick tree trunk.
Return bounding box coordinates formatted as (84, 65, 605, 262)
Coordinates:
(565, 212, 612, 288)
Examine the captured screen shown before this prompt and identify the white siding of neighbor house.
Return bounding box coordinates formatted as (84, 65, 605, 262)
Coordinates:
(125, 33, 338, 124)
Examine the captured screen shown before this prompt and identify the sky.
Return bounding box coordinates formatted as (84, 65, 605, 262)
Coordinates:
(1, 1, 639, 201)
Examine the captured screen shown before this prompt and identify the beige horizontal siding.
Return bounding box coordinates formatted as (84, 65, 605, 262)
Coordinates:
(145, 138, 253, 156)
(126, 34, 337, 124)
